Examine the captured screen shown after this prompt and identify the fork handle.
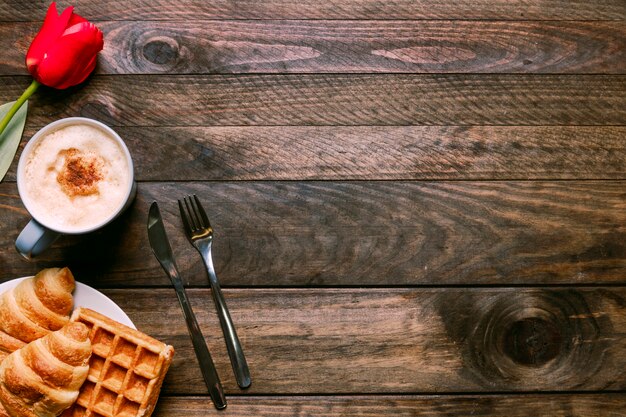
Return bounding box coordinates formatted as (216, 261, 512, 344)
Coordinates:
(203, 252, 252, 389)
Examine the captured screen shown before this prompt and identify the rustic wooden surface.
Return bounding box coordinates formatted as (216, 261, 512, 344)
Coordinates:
(0, 126, 620, 180)
(102, 288, 626, 394)
(1, 1, 625, 21)
(150, 394, 626, 416)
(0, 0, 625, 416)
(2, 21, 625, 74)
(1, 181, 625, 286)
(0, 75, 624, 126)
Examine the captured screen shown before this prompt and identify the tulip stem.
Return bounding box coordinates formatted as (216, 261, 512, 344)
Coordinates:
(0, 79, 40, 137)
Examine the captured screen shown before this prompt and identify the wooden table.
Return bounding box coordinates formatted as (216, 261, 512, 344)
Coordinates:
(1, 1, 625, 415)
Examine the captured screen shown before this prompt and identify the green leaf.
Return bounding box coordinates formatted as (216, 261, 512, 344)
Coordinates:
(0, 100, 28, 182)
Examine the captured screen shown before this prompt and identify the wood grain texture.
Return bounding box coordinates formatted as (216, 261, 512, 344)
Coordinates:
(151, 394, 626, 416)
(1, 0, 624, 21)
(0, 181, 624, 286)
(0, 75, 624, 126)
(0, 0, 623, 411)
(4, 126, 624, 181)
(2, 21, 625, 75)
(100, 287, 626, 394)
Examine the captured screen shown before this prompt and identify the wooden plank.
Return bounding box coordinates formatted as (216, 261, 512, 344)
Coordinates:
(1, 0, 624, 21)
(101, 288, 626, 393)
(0, 75, 624, 126)
(1, 181, 624, 286)
(2, 21, 625, 75)
(3, 126, 623, 181)
(154, 394, 626, 416)
(152, 394, 626, 416)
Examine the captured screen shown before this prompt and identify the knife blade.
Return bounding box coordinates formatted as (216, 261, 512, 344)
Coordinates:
(147, 202, 227, 409)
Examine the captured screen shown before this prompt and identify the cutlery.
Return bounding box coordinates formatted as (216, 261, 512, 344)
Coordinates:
(179, 195, 252, 389)
(147, 202, 227, 409)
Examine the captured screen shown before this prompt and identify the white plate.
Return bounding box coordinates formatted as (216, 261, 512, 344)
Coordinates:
(0, 277, 135, 329)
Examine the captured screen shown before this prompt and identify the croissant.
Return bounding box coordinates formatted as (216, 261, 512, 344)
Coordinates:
(0, 268, 75, 359)
(0, 322, 91, 417)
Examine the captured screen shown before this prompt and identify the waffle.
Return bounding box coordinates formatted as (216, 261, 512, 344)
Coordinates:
(61, 308, 174, 417)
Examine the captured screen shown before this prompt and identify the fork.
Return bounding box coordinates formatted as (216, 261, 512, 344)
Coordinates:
(179, 195, 251, 389)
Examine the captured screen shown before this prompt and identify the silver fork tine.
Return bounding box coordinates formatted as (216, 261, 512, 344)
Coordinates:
(187, 196, 205, 231)
(184, 196, 200, 231)
(193, 194, 212, 228)
(188, 195, 203, 229)
(178, 199, 193, 236)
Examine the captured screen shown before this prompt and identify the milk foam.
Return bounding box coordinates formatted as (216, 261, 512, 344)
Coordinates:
(22, 124, 131, 232)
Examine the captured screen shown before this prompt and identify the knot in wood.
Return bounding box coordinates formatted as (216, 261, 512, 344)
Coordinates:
(143, 38, 179, 66)
(444, 290, 612, 390)
(503, 317, 562, 366)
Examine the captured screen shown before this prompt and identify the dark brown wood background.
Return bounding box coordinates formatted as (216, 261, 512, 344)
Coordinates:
(0, 1, 625, 415)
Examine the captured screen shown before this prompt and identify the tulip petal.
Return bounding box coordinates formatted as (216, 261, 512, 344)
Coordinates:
(34, 22, 104, 89)
(26, 3, 74, 74)
(68, 11, 88, 27)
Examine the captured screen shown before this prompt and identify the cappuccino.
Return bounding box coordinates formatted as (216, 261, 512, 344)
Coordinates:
(21, 124, 131, 232)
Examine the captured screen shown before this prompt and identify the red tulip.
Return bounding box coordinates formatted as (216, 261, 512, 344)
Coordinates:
(26, 2, 103, 89)
(0, 2, 103, 140)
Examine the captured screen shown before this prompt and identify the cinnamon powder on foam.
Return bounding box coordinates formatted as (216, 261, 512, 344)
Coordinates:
(56, 148, 104, 197)
(21, 124, 130, 231)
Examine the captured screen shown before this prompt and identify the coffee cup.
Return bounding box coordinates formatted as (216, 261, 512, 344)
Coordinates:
(15, 117, 136, 258)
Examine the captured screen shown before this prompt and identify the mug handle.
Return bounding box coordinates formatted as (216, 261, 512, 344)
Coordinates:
(15, 219, 60, 259)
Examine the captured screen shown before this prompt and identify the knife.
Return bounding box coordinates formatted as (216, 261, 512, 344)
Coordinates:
(147, 202, 227, 410)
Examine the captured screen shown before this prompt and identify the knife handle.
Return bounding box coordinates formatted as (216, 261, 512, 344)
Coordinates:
(170, 273, 227, 409)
